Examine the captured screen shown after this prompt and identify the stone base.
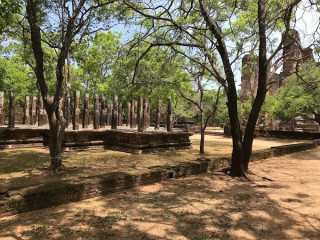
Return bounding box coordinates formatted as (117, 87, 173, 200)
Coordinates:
(0, 127, 193, 154)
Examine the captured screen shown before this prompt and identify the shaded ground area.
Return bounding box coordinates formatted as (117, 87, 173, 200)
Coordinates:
(0, 135, 307, 190)
(1, 148, 319, 239)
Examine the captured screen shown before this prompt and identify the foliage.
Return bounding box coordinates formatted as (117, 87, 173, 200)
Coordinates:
(267, 62, 320, 121)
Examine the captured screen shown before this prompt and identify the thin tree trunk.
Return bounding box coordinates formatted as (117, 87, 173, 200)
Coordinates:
(200, 112, 205, 154)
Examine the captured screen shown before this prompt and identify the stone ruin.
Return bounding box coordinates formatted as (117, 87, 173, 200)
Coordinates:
(240, 29, 320, 132)
(0, 92, 193, 153)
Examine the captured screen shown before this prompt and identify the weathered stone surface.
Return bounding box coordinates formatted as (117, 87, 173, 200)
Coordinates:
(166, 99, 173, 132)
(137, 96, 144, 132)
(155, 101, 160, 130)
(23, 96, 30, 125)
(82, 93, 89, 129)
(8, 92, 15, 128)
(93, 94, 100, 129)
(126, 102, 131, 127)
(73, 91, 80, 130)
(143, 99, 148, 130)
(64, 93, 71, 127)
(38, 95, 47, 126)
(31, 96, 37, 125)
(130, 100, 136, 128)
(111, 95, 118, 129)
(106, 101, 112, 126)
(118, 103, 122, 126)
(100, 96, 106, 128)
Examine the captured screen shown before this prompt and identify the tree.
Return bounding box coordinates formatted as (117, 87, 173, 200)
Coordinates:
(268, 62, 320, 124)
(25, 0, 117, 170)
(123, 0, 305, 177)
(0, 0, 21, 34)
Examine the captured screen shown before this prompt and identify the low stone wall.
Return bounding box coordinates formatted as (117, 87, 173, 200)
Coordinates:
(0, 141, 317, 217)
(0, 128, 47, 149)
(259, 130, 320, 140)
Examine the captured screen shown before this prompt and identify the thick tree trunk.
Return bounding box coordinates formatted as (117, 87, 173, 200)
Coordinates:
(48, 115, 66, 170)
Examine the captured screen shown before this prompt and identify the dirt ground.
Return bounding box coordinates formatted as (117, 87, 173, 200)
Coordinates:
(0, 135, 306, 190)
(1, 148, 319, 240)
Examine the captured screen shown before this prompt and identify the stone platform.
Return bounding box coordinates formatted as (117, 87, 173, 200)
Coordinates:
(0, 125, 193, 154)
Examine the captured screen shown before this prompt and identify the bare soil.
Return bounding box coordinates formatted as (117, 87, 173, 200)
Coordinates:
(0, 135, 306, 190)
(1, 148, 319, 240)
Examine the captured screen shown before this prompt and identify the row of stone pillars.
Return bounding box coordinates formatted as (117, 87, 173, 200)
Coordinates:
(1, 91, 174, 132)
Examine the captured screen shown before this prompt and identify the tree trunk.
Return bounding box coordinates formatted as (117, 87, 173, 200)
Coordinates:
(200, 113, 205, 154)
(48, 114, 66, 170)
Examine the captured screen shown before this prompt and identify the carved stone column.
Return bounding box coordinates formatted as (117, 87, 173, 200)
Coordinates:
(166, 99, 173, 132)
(82, 93, 89, 129)
(155, 101, 160, 130)
(31, 96, 37, 125)
(73, 90, 80, 130)
(126, 102, 131, 127)
(23, 96, 30, 124)
(100, 95, 106, 128)
(93, 93, 100, 129)
(130, 100, 135, 128)
(143, 99, 148, 131)
(118, 102, 122, 126)
(137, 96, 144, 132)
(64, 92, 71, 127)
(8, 91, 15, 128)
(106, 101, 112, 126)
(111, 95, 118, 129)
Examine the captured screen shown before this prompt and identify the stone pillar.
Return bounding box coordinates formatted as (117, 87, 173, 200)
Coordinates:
(111, 95, 118, 129)
(64, 93, 71, 128)
(137, 96, 144, 132)
(118, 103, 122, 126)
(8, 91, 15, 128)
(93, 93, 100, 129)
(73, 90, 80, 130)
(126, 102, 131, 127)
(31, 96, 37, 125)
(166, 99, 173, 132)
(82, 93, 89, 129)
(23, 96, 30, 124)
(130, 100, 135, 128)
(147, 103, 151, 128)
(143, 99, 148, 131)
(38, 95, 47, 126)
(100, 96, 106, 128)
(0, 92, 3, 125)
(155, 101, 160, 130)
(106, 101, 112, 126)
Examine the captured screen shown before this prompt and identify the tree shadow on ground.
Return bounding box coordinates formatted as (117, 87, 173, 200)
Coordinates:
(1, 171, 319, 240)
